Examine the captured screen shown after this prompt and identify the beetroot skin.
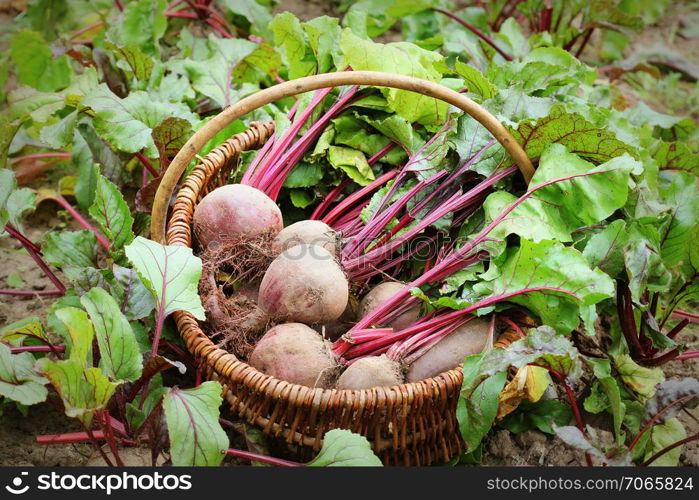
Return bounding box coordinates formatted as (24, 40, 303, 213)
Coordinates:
(336, 355, 404, 390)
(359, 281, 420, 331)
(258, 243, 349, 324)
(249, 323, 337, 387)
(272, 220, 340, 256)
(193, 184, 283, 250)
(406, 317, 491, 382)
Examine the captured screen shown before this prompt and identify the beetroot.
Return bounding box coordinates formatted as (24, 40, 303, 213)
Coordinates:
(405, 317, 491, 382)
(258, 244, 349, 324)
(272, 220, 340, 256)
(193, 184, 283, 250)
(249, 323, 337, 387)
(336, 355, 404, 390)
(359, 281, 420, 331)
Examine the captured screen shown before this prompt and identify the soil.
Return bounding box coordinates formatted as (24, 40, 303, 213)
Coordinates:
(273, 0, 338, 20)
(0, 404, 88, 466)
(0, 0, 697, 468)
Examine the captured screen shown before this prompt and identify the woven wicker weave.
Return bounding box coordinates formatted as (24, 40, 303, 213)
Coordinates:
(158, 72, 535, 465)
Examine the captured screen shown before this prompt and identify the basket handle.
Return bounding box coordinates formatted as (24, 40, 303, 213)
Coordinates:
(151, 71, 534, 243)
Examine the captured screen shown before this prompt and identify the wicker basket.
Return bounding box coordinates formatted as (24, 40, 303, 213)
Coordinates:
(152, 72, 535, 465)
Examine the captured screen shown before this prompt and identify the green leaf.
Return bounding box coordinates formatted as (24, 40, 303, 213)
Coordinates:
(106, 43, 155, 83)
(658, 171, 699, 278)
(487, 47, 595, 95)
(643, 418, 686, 466)
(611, 353, 664, 399)
(0, 343, 48, 406)
(303, 16, 342, 74)
(331, 116, 391, 161)
(497, 17, 528, 58)
(624, 229, 672, 302)
(289, 189, 315, 209)
(38, 359, 118, 426)
(483, 190, 572, 248)
(39, 109, 79, 149)
(175, 38, 258, 108)
(63, 267, 108, 296)
(340, 29, 447, 127)
(124, 236, 206, 321)
(585, 357, 625, 440)
(0, 316, 47, 346)
(499, 399, 573, 435)
(149, 72, 196, 103)
(4, 187, 36, 233)
(283, 163, 324, 189)
(454, 60, 497, 100)
(0, 168, 17, 216)
(111, 264, 156, 321)
(127, 380, 167, 431)
(54, 307, 94, 367)
(403, 116, 455, 178)
(43, 230, 97, 269)
(528, 145, 636, 227)
(476, 240, 615, 334)
(588, 0, 644, 33)
(343, 0, 436, 38)
(111, 0, 167, 56)
(82, 84, 198, 156)
(652, 141, 699, 175)
(222, 0, 273, 39)
(512, 105, 637, 163)
(76, 122, 129, 188)
(7, 86, 65, 123)
(152, 117, 193, 167)
(327, 146, 375, 186)
(163, 381, 229, 466)
(270, 12, 316, 79)
(9, 30, 72, 92)
(80, 288, 143, 382)
(582, 219, 628, 277)
(232, 42, 282, 83)
(483, 144, 639, 247)
(88, 175, 135, 250)
(458, 354, 508, 452)
(308, 429, 383, 466)
(356, 111, 421, 153)
(488, 88, 555, 125)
